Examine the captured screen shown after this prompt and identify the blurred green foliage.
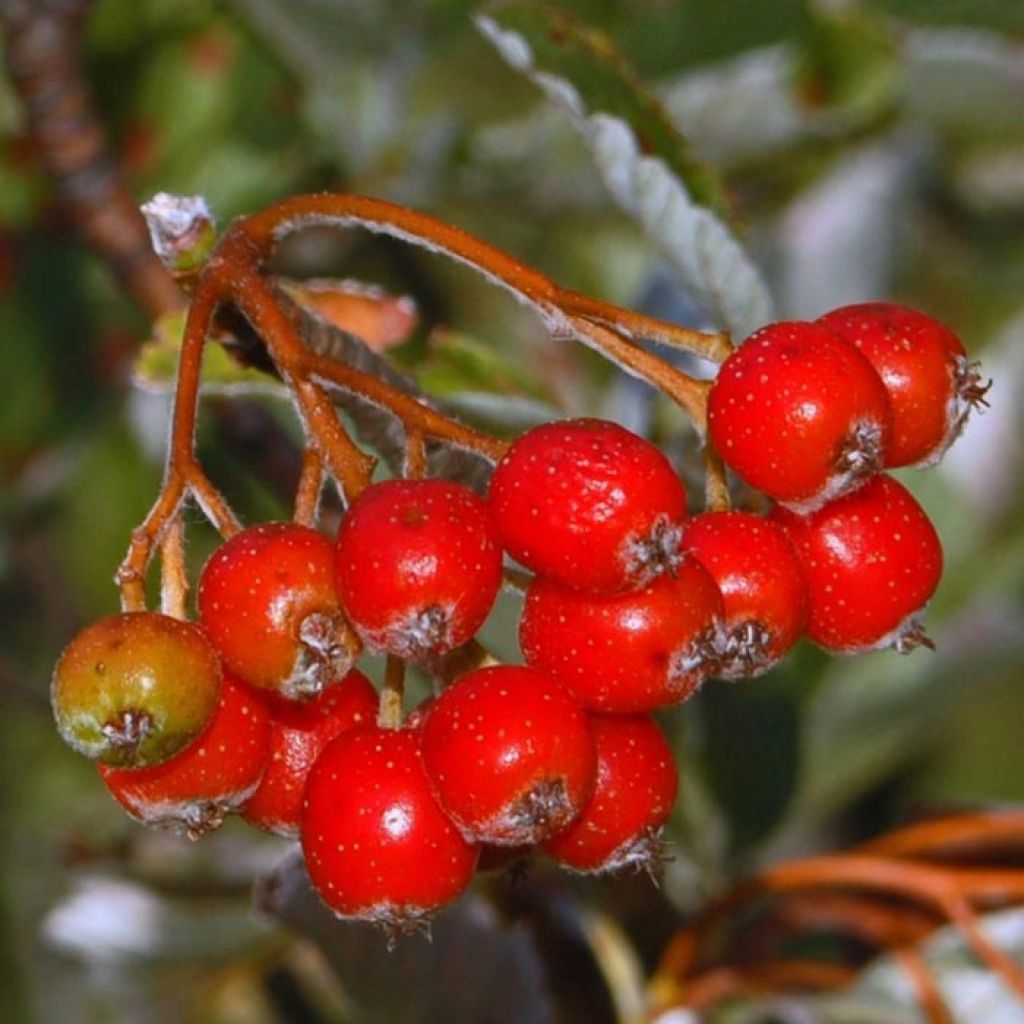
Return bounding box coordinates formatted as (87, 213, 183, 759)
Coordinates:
(1, 1, 1023, 1021)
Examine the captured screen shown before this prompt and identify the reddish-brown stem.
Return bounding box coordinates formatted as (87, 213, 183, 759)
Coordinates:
(222, 261, 377, 500)
(379, 656, 406, 729)
(560, 288, 733, 362)
(404, 428, 428, 479)
(293, 448, 325, 527)
(159, 517, 188, 620)
(302, 348, 508, 461)
(567, 316, 710, 430)
(704, 444, 731, 512)
(235, 193, 728, 370)
(117, 477, 185, 612)
(118, 190, 724, 614)
(425, 639, 500, 690)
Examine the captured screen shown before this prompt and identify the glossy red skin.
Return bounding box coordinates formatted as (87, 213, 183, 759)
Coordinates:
(488, 418, 687, 593)
(420, 665, 596, 846)
(683, 511, 808, 677)
(771, 475, 943, 652)
(100, 674, 272, 835)
(817, 303, 967, 468)
(302, 726, 478, 923)
(544, 714, 678, 873)
(519, 561, 724, 712)
(334, 479, 503, 658)
(708, 322, 892, 508)
(198, 523, 341, 691)
(242, 668, 378, 837)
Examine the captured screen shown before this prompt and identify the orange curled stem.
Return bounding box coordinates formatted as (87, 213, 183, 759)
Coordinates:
(731, 857, 1024, 1002)
(670, 960, 857, 1015)
(893, 947, 953, 1024)
(859, 812, 1024, 861)
(752, 891, 939, 955)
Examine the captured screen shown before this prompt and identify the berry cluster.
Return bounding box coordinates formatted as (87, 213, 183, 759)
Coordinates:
(51, 300, 984, 934)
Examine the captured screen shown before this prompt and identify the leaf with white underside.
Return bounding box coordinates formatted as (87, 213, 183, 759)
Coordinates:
(475, 1, 774, 339)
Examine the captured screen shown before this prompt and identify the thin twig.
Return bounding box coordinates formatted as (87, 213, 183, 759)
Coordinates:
(378, 656, 406, 729)
(293, 448, 325, 526)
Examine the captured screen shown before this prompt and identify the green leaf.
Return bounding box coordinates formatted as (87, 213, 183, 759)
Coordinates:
(797, 5, 900, 121)
(870, 0, 1024, 35)
(698, 673, 803, 854)
(414, 329, 552, 401)
(134, 312, 283, 394)
(476, 1, 774, 337)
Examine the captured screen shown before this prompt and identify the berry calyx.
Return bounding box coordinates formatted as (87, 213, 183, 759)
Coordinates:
(489, 418, 687, 593)
(543, 714, 678, 875)
(420, 665, 596, 845)
(683, 511, 807, 678)
(334, 479, 503, 659)
(708, 321, 893, 511)
(817, 302, 988, 468)
(519, 562, 724, 712)
(198, 522, 359, 700)
(302, 725, 478, 930)
(100, 673, 272, 839)
(771, 474, 943, 654)
(52, 612, 222, 768)
(242, 668, 378, 837)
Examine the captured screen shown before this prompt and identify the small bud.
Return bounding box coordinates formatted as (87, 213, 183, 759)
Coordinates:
(140, 193, 217, 274)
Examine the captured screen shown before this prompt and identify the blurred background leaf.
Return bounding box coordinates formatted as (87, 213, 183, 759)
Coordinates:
(2, 0, 1024, 1021)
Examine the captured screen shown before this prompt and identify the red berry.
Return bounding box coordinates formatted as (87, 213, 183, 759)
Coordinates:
(544, 714, 678, 874)
(242, 668, 378, 837)
(683, 511, 807, 678)
(420, 665, 596, 845)
(52, 612, 222, 768)
(519, 562, 723, 712)
(302, 725, 478, 929)
(489, 418, 687, 593)
(198, 523, 358, 700)
(708, 321, 892, 511)
(771, 474, 943, 653)
(334, 479, 503, 659)
(100, 673, 272, 838)
(817, 302, 988, 468)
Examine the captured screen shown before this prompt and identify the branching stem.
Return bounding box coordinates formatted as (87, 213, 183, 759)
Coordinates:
(118, 192, 727, 612)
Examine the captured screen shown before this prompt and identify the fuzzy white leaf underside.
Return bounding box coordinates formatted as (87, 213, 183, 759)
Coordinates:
(476, 14, 774, 340)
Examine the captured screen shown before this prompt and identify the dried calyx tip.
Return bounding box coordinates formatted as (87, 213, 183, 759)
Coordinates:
(714, 620, 774, 679)
(626, 517, 684, 585)
(140, 192, 218, 274)
(836, 419, 885, 477)
(101, 709, 154, 751)
(285, 611, 361, 700)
